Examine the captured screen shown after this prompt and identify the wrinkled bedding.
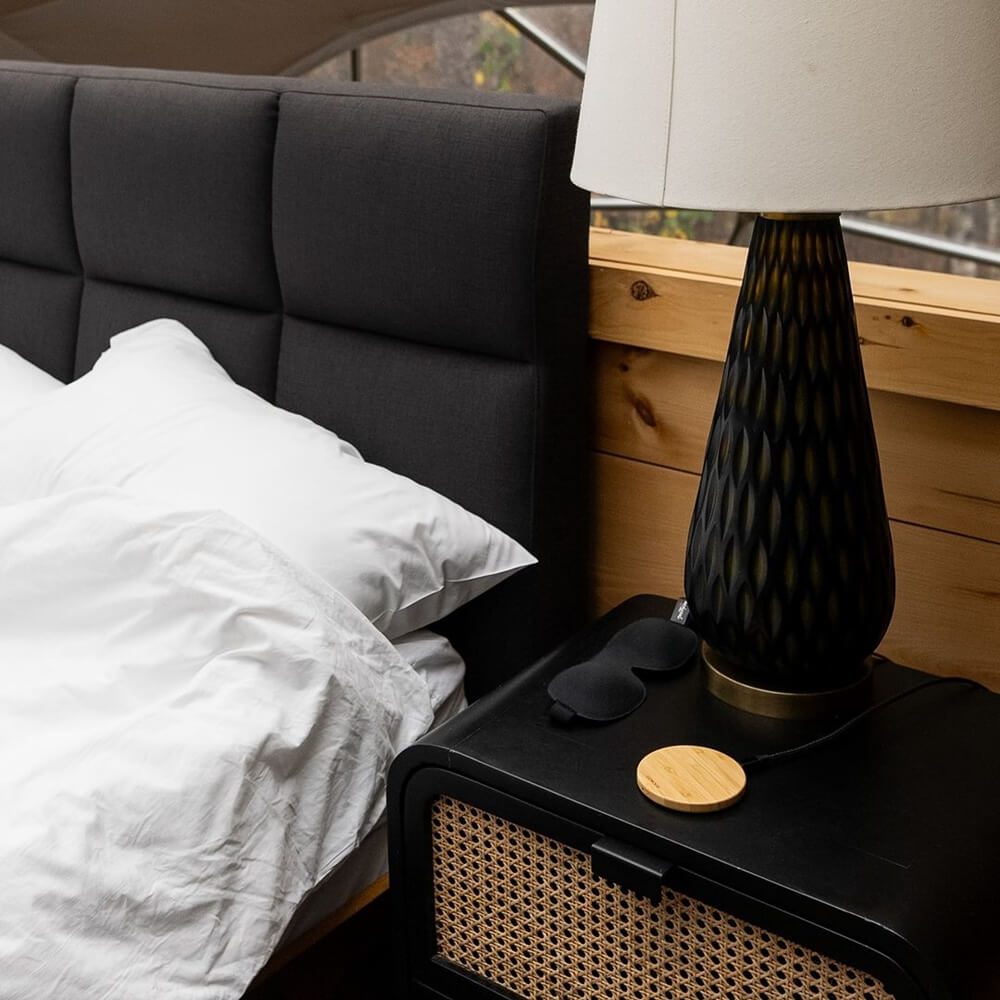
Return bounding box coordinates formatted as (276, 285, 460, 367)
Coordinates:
(0, 487, 434, 999)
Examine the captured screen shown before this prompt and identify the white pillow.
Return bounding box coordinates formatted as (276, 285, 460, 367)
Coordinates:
(0, 344, 62, 424)
(0, 319, 535, 637)
(393, 629, 467, 717)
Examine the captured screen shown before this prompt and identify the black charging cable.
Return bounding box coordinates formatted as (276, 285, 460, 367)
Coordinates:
(741, 674, 986, 771)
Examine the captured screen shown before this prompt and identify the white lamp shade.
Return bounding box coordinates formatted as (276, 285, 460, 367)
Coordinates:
(572, 0, 1000, 212)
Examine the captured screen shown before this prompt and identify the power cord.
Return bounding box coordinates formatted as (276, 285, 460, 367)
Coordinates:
(741, 674, 986, 771)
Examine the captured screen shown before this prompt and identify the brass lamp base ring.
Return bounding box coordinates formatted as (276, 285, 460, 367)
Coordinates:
(703, 645, 874, 721)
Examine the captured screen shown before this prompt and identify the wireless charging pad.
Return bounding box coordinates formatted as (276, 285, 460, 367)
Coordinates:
(636, 745, 746, 813)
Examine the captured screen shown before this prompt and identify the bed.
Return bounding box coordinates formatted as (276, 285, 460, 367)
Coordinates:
(0, 61, 589, 997)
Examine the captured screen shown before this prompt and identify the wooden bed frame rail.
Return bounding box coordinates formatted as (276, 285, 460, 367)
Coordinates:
(589, 228, 1000, 690)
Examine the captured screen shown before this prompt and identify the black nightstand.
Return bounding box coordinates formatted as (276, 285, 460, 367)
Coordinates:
(388, 596, 1000, 1000)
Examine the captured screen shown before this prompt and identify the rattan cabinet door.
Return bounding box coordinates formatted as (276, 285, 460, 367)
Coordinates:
(396, 769, 918, 1000)
(430, 796, 894, 1000)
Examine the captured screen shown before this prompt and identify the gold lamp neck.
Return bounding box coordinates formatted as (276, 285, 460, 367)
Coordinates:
(760, 212, 841, 221)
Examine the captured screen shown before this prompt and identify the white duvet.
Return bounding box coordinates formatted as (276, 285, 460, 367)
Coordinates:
(0, 487, 434, 999)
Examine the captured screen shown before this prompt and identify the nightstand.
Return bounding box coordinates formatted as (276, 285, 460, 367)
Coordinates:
(388, 595, 1000, 1000)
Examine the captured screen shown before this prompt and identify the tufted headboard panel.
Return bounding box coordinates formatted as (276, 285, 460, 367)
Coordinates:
(0, 61, 591, 698)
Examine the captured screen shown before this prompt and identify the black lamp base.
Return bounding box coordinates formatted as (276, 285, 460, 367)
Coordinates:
(684, 213, 895, 713)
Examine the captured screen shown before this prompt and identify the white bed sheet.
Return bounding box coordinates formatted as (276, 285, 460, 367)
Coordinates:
(0, 487, 436, 1000)
(279, 630, 467, 945)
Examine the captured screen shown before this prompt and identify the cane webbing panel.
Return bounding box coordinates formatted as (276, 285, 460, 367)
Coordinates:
(431, 796, 894, 1000)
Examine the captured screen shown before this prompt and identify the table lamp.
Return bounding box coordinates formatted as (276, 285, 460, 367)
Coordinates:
(573, 0, 1000, 718)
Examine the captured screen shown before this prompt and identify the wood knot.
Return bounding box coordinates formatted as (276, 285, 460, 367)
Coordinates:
(630, 280, 658, 301)
(900, 315, 916, 328)
(633, 395, 657, 428)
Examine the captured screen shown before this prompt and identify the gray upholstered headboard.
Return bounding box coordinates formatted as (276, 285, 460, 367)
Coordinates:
(0, 61, 590, 698)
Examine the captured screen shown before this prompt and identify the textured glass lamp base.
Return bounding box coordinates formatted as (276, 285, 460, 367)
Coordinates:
(685, 213, 895, 697)
(702, 644, 874, 721)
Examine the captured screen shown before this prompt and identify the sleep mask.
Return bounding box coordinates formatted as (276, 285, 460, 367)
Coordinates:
(547, 617, 698, 724)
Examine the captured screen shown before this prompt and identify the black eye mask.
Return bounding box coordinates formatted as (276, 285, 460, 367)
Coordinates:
(547, 618, 699, 724)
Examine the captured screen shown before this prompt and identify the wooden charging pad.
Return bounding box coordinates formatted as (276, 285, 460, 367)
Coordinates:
(636, 745, 747, 813)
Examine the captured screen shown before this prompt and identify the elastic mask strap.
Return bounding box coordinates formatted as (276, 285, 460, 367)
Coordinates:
(549, 701, 577, 725)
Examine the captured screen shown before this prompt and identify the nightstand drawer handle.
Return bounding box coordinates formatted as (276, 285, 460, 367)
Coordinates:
(590, 837, 673, 901)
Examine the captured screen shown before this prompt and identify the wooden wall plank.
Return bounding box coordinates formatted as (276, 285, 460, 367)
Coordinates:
(593, 342, 1000, 544)
(870, 391, 1000, 545)
(590, 264, 736, 362)
(888, 522, 1000, 687)
(592, 453, 1000, 690)
(593, 344, 718, 475)
(591, 452, 696, 617)
(590, 263, 1000, 412)
(591, 227, 1000, 317)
